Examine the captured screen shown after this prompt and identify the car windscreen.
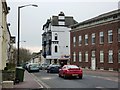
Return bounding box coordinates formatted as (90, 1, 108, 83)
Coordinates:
(67, 65, 79, 69)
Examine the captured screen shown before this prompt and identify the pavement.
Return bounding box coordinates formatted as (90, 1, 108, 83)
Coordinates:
(1, 69, 119, 89)
(13, 70, 43, 89)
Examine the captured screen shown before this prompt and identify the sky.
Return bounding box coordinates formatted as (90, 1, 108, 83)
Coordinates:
(6, 0, 119, 53)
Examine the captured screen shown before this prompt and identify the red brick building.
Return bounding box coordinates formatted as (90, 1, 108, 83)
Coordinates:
(70, 9, 120, 71)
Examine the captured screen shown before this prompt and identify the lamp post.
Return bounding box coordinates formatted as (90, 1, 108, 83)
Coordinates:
(17, 4, 38, 66)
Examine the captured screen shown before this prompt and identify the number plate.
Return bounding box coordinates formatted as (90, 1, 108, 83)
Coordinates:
(72, 74, 78, 76)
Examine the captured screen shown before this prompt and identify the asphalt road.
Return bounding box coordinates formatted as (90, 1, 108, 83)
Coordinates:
(32, 70, 118, 89)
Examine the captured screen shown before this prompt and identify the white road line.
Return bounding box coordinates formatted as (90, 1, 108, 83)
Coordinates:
(95, 86, 104, 88)
(89, 75, 118, 82)
(31, 73, 50, 88)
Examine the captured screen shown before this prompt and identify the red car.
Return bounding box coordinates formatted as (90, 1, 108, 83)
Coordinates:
(59, 65, 83, 79)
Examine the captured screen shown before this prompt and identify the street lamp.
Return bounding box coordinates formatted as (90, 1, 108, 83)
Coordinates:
(17, 4, 38, 66)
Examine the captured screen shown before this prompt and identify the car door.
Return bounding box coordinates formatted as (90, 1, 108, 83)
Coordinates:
(60, 66, 66, 76)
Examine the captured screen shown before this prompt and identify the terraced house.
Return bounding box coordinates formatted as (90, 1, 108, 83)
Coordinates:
(70, 9, 120, 71)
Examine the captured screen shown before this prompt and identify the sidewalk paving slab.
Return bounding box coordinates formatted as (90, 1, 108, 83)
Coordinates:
(14, 70, 42, 89)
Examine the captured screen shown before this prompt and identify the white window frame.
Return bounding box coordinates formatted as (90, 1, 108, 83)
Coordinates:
(92, 51, 95, 57)
(58, 21, 65, 25)
(118, 50, 120, 63)
(79, 35, 82, 46)
(108, 50, 113, 63)
(92, 33, 95, 44)
(73, 52, 76, 62)
(108, 30, 113, 43)
(85, 34, 88, 45)
(118, 28, 120, 42)
(100, 32, 104, 44)
(73, 36, 76, 47)
(85, 51, 88, 62)
(79, 52, 82, 62)
(58, 16, 65, 20)
(100, 50, 104, 63)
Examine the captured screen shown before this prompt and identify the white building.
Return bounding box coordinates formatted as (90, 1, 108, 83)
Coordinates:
(42, 12, 77, 66)
(0, 0, 12, 70)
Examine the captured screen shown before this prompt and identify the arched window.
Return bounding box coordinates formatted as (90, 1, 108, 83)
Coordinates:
(55, 46, 58, 53)
(54, 33, 58, 40)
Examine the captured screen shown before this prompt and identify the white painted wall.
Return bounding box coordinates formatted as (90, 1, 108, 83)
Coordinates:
(51, 26, 70, 59)
(0, 0, 2, 70)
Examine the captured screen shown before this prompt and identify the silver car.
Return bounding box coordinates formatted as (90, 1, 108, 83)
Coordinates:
(27, 63, 40, 72)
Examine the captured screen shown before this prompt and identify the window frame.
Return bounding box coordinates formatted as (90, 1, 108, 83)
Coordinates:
(108, 50, 113, 63)
(55, 46, 58, 53)
(118, 28, 120, 42)
(85, 51, 88, 62)
(73, 52, 76, 62)
(92, 33, 95, 44)
(79, 52, 82, 62)
(85, 34, 88, 45)
(108, 30, 113, 43)
(79, 35, 82, 46)
(100, 50, 104, 63)
(99, 32, 104, 44)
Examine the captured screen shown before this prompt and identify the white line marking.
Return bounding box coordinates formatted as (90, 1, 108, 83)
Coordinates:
(89, 75, 118, 82)
(31, 73, 50, 88)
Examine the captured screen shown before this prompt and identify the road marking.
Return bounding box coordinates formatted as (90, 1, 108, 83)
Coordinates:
(95, 86, 104, 88)
(90, 75, 118, 82)
(31, 73, 51, 88)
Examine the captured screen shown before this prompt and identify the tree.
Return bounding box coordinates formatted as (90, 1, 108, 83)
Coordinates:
(13, 47, 32, 64)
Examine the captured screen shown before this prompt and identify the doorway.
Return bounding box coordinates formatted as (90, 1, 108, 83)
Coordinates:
(91, 57, 96, 70)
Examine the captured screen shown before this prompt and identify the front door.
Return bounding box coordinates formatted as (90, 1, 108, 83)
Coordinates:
(91, 57, 96, 70)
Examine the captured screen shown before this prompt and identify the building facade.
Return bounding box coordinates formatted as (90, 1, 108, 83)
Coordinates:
(70, 9, 120, 71)
(42, 12, 77, 66)
(0, 0, 12, 70)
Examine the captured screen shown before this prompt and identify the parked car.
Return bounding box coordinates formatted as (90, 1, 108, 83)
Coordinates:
(40, 63, 49, 70)
(47, 64, 61, 73)
(59, 65, 83, 79)
(27, 63, 40, 72)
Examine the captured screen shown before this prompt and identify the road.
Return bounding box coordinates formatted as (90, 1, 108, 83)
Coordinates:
(32, 70, 118, 89)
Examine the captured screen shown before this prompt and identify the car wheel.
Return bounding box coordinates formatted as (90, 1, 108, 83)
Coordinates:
(78, 75, 82, 79)
(47, 70, 49, 73)
(59, 74, 61, 77)
(63, 74, 67, 79)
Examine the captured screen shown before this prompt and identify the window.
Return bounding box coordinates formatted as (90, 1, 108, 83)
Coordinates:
(92, 51, 95, 57)
(79, 36, 82, 46)
(59, 16, 65, 20)
(85, 51, 88, 62)
(108, 50, 113, 63)
(79, 52, 82, 62)
(92, 33, 95, 44)
(118, 50, 120, 63)
(58, 21, 65, 25)
(108, 30, 113, 43)
(55, 46, 58, 53)
(73, 52, 76, 62)
(100, 32, 104, 44)
(118, 28, 120, 42)
(54, 33, 58, 40)
(73, 36, 76, 47)
(85, 34, 88, 45)
(100, 50, 104, 63)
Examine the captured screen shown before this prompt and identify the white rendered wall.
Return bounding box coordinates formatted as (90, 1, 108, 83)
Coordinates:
(0, 1, 2, 70)
(51, 26, 70, 59)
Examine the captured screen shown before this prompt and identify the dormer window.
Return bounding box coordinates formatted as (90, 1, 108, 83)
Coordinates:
(59, 16, 65, 20)
(58, 21, 65, 25)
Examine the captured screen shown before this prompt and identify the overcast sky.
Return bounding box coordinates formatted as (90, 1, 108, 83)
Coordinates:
(7, 0, 119, 53)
